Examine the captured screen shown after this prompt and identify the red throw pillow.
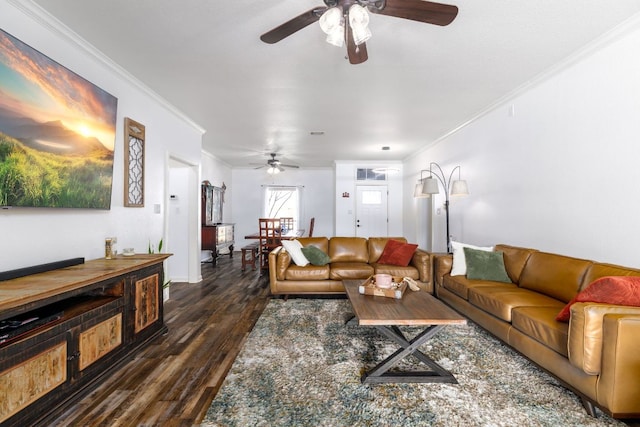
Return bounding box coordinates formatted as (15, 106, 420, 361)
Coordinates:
(377, 239, 418, 267)
(555, 276, 640, 322)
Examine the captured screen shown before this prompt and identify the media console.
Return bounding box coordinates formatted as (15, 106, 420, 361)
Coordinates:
(0, 254, 170, 426)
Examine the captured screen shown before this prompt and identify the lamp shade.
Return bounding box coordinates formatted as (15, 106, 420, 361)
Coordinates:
(267, 166, 280, 175)
(414, 182, 430, 198)
(422, 177, 440, 194)
(451, 180, 469, 196)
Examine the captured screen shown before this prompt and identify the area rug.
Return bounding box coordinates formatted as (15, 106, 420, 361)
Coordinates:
(202, 299, 624, 427)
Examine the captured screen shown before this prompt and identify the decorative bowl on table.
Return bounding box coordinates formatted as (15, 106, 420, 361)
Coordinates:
(123, 248, 135, 256)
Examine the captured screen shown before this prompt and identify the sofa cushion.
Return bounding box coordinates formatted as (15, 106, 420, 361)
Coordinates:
(372, 264, 419, 280)
(296, 237, 329, 253)
(556, 276, 640, 322)
(463, 248, 511, 283)
(518, 252, 592, 303)
(511, 306, 569, 357)
(377, 239, 418, 267)
(285, 265, 330, 281)
(329, 262, 374, 280)
(469, 285, 563, 322)
(450, 241, 493, 276)
(368, 237, 406, 263)
(442, 275, 504, 300)
(328, 237, 369, 263)
(494, 244, 538, 284)
(580, 262, 640, 292)
(301, 245, 331, 266)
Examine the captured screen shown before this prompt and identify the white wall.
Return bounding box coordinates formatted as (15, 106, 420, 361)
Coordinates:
(231, 167, 334, 248)
(0, 2, 204, 272)
(404, 18, 640, 267)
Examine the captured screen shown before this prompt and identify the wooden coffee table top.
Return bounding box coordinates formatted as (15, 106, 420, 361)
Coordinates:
(343, 280, 467, 326)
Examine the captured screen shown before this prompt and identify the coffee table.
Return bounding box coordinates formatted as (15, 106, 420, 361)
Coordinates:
(343, 279, 467, 384)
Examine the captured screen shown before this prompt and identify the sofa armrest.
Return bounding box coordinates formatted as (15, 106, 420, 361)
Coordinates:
(568, 302, 640, 375)
(597, 313, 640, 415)
(268, 246, 291, 281)
(434, 254, 453, 287)
(410, 249, 432, 285)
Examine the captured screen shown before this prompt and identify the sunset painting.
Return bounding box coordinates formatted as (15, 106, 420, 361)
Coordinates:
(0, 28, 117, 209)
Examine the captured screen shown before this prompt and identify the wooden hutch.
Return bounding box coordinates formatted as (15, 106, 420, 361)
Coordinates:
(201, 183, 234, 266)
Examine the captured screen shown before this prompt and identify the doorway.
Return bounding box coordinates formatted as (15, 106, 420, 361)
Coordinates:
(355, 185, 388, 237)
(165, 154, 200, 284)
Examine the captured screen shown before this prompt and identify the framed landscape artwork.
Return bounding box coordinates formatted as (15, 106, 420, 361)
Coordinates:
(0, 28, 118, 209)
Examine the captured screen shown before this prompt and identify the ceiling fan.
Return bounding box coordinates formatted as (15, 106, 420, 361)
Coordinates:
(260, 0, 458, 64)
(251, 153, 300, 174)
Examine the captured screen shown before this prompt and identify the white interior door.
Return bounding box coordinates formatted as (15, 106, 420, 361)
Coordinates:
(355, 185, 388, 237)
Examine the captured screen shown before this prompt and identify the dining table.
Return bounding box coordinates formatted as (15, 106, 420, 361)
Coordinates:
(244, 229, 305, 240)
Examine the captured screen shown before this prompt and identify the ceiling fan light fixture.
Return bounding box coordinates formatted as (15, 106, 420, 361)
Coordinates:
(267, 166, 280, 175)
(349, 4, 371, 46)
(319, 7, 345, 47)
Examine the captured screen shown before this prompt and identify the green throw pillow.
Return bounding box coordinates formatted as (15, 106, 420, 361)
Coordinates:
(301, 245, 331, 266)
(463, 247, 512, 283)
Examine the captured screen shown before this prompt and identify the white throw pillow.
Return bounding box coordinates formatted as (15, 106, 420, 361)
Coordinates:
(450, 241, 493, 276)
(281, 239, 309, 267)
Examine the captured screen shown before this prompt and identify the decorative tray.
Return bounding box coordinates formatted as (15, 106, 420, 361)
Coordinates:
(359, 276, 407, 299)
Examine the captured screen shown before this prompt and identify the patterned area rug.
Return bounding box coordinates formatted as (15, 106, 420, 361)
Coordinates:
(202, 299, 624, 427)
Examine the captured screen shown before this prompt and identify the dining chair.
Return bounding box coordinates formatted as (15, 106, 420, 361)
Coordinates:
(308, 217, 315, 237)
(280, 217, 294, 233)
(258, 218, 281, 271)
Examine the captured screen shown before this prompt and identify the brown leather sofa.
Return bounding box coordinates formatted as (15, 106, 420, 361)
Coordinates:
(434, 244, 640, 419)
(269, 237, 433, 295)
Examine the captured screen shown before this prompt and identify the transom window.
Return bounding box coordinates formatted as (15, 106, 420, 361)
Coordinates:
(356, 168, 387, 181)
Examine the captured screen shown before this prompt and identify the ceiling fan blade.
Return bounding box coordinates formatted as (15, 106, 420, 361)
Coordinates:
(370, 0, 458, 26)
(345, 18, 368, 64)
(280, 164, 300, 168)
(260, 7, 327, 44)
(253, 165, 266, 169)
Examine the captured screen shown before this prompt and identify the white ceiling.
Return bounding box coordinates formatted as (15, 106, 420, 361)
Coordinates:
(31, 0, 640, 168)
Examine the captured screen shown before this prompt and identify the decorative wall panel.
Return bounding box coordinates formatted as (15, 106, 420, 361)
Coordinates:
(124, 118, 145, 207)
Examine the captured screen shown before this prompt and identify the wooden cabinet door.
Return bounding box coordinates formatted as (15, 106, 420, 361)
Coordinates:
(78, 313, 122, 370)
(134, 273, 159, 333)
(0, 340, 67, 423)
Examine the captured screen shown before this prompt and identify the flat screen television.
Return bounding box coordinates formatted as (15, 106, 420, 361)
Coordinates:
(0, 28, 117, 209)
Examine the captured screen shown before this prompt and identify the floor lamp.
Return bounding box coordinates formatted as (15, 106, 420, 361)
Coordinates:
(415, 162, 469, 253)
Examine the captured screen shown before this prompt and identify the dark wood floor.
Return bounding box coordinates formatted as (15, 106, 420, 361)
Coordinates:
(50, 254, 640, 427)
(52, 255, 271, 427)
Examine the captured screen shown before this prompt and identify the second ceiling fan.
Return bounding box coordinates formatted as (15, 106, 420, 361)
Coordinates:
(261, 0, 458, 64)
(252, 153, 300, 174)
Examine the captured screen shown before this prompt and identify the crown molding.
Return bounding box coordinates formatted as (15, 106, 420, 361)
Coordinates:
(7, 0, 206, 135)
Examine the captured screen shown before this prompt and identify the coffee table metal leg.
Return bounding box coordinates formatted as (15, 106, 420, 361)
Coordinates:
(362, 324, 458, 384)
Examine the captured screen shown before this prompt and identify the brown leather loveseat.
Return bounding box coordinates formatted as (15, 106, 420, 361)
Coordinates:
(269, 237, 433, 296)
(434, 244, 640, 419)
